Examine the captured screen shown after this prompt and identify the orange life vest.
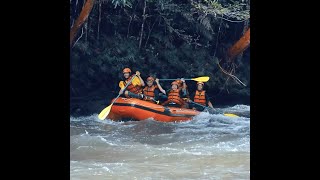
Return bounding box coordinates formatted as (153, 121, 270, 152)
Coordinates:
(124, 76, 142, 96)
(143, 85, 158, 101)
(163, 89, 184, 106)
(194, 90, 206, 106)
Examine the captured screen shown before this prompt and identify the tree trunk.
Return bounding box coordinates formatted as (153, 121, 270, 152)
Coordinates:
(70, 0, 96, 47)
(127, 2, 140, 38)
(227, 27, 250, 62)
(138, 0, 147, 49)
(236, 21, 250, 62)
(145, 16, 159, 48)
(97, 0, 102, 41)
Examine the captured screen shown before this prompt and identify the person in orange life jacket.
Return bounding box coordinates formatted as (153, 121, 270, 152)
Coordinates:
(142, 77, 166, 103)
(118, 68, 145, 99)
(189, 81, 213, 111)
(172, 79, 190, 108)
(161, 78, 188, 108)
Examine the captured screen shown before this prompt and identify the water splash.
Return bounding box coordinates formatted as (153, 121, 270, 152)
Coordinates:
(70, 105, 250, 179)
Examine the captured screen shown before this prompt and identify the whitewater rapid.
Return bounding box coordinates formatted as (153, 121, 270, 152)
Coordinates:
(70, 104, 250, 180)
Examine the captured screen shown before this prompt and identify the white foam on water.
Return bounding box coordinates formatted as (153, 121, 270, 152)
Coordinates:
(97, 135, 118, 146)
(71, 105, 250, 179)
(228, 104, 250, 111)
(70, 114, 99, 122)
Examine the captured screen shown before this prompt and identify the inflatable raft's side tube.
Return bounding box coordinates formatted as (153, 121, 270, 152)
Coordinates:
(107, 98, 200, 122)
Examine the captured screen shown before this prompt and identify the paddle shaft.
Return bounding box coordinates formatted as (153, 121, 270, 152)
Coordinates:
(112, 75, 137, 104)
(189, 100, 213, 110)
(98, 75, 139, 120)
(159, 79, 192, 81)
(189, 101, 238, 117)
(158, 76, 209, 82)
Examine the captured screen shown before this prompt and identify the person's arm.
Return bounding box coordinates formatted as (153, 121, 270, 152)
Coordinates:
(136, 71, 145, 86)
(206, 95, 214, 108)
(180, 78, 187, 96)
(185, 89, 190, 98)
(186, 92, 196, 109)
(119, 81, 125, 94)
(188, 92, 194, 109)
(155, 78, 166, 94)
(180, 90, 187, 98)
(166, 89, 171, 95)
(153, 89, 159, 100)
(189, 92, 195, 102)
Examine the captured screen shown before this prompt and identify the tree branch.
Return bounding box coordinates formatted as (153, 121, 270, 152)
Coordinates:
(227, 28, 250, 62)
(70, 0, 96, 47)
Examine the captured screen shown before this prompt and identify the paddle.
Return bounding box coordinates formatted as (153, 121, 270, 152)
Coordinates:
(159, 76, 210, 82)
(189, 100, 239, 117)
(98, 74, 137, 120)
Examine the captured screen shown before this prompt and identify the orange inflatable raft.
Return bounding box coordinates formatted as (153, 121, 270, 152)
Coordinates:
(106, 98, 200, 122)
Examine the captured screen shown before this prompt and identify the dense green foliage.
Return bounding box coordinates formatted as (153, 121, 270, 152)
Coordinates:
(70, 0, 250, 116)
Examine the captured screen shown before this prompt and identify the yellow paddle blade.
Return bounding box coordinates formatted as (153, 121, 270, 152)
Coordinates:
(224, 113, 239, 117)
(191, 76, 210, 82)
(98, 105, 112, 120)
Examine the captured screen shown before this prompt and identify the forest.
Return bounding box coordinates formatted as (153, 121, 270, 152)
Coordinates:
(70, 0, 250, 116)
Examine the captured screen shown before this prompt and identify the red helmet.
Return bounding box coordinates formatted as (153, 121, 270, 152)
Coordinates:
(171, 81, 179, 85)
(123, 68, 131, 73)
(197, 81, 204, 86)
(172, 80, 182, 86)
(147, 77, 154, 82)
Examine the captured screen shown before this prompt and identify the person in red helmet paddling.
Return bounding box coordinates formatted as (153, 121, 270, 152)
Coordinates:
(118, 68, 145, 99)
(142, 76, 166, 104)
(161, 78, 188, 108)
